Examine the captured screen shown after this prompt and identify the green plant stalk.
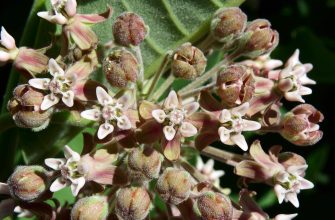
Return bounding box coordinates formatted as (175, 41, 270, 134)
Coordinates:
(152, 73, 176, 101)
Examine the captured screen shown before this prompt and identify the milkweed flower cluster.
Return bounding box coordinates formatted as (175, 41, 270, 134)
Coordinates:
(0, 1, 323, 219)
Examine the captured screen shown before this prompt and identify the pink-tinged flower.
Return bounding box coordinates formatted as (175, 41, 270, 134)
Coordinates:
(280, 104, 324, 146)
(0, 27, 48, 74)
(235, 141, 314, 208)
(81, 87, 137, 140)
(235, 189, 298, 220)
(14, 206, 34, 218)
(240, 53, 283, 76)
(38, 0, 112, 50)
(138, 90, 200, 160)
(45, 145, 85, 196)
(196, 157, 224, 187)
(29, 58, 96, 110)
(277, 49, 315, 103)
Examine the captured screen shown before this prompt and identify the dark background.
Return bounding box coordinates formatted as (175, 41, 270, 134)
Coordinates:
(0, 0, 334, 219)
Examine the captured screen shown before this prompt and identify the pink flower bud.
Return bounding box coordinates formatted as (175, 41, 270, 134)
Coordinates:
(211, 7, 247, 42)
(280, 104, 324, 146)
(7, 166, 50, 202)
(7, 85, 53, 130)
(115, 187, 151, 220)
(103, 49, 139, 88)
(156, 168, 192, 205)
(71, 195, 109, 220)
(193, 191, 233, 220)
(113, 12, 147, 46)
(216, 64, 255, 107)
(172, 43, 207, 79)
(127, 147, 163, 183)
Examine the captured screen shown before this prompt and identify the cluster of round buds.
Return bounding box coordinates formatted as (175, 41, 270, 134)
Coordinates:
(156, 168, 192, 205)
(103, 49, 139, 88)
(115, 187, 151, 220)
(7, 166, 50, 202)
(112, 12, 148, 47)
(216, 64, 255, 107)
(71, 195, 109, 220)
(211, 7, 247, 42)
(171, 43, 207, 79)
(127, 147, 163, 183)
(193, 192, 233, 220)
(7, 84, 53, 130)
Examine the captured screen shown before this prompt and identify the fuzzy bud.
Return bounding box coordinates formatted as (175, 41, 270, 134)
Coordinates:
(280, 104, 324, 146)
(7, 166, 49, 202)
(71, 195, 109, 220)
(127, 147, 162, 183)
(194, 192, 233, 220)
(243, 19, 279, 57)
(115, 187, 151, 220)
(7, 84, 53, 130)
(156, 168, 192, 205)
(216, 64, 255, 107)
(112, 12, 148, 46)
(103, 49, 139, 88)
(211, 7, 247, 42)
(172, 43, 207, 79)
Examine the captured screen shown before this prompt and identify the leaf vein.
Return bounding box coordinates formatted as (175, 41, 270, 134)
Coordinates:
(162, 0, 190, 36)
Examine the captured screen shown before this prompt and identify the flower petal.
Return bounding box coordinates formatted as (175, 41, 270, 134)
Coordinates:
(286, 192, 299, 208)
(162, 134, 181, 161)
(117, 115, 132, 130)
(70, 177, 85, 196)
(180, 122, 197, 137)
(1, 27, 16, 50)
(28, 78, 50, 90)
(44, 158, 65, 170)
(41, 94, 60, 110)
(232, 102, 249, 116)
(203, 159, 214, 174)
(81, 109, 101, 121)
(274, 184, 286, 204)
(96, 86, 113, 105)
(219, 109, 231, 123)
(242, 119, 261, 131)
(48, 58, 64, 76)
(249, 140, 278, 168)
(152, 109, 166, 123)
(76, 6, 112, 24)
(298, 177, 314, 190)
(163, 125, 176, 141)
(50, 178, 67, 192)
(97, 123, 114, 139)
(65, 60, 93, 80)
(209, 170, 224, 180)
(218, 126, 230, 143)
(274, 214, 298, 220)
(15, 48, 48, 74)
(0, 50, 10, 62)
(136, 119, 163, 143)
(196, 157, 204, 170)
(235, 160, 270, 181)
(72, 80, 102, 101)
(65, 0, 77, 17)
(164, 90, 179, 109)
(230, 133, 248, 151)
(183, 102, 199, 116)
(64, 145, 81, 161)
(37, 11, 67, 25)
(68, 21, 97, 50)
(62, 91, 74, 107)
(285, 91, 305, 103)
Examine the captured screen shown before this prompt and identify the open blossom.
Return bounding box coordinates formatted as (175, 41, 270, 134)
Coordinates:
(38, 0, 111, 50)
(0, 27, 48, 74)
(277, 49, 315, 103)
(29, 58, 96, 110)
(235, 141, 314, 207)
(81, 87, 137, 140)
(196, 157, 224, 186)
(138, 90, 200, 160)
(45, 145, 85, 196)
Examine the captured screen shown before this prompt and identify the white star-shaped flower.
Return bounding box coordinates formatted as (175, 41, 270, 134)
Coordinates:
(196, 157, 224, 186)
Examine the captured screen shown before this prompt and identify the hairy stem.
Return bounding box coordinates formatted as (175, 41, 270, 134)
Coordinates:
(201, 146, 247, 167)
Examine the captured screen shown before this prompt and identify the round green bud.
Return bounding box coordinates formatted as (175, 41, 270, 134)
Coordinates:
(7, 165, 49, 202)
(103, 49, 139, 88)
(71, 195, 109, 220)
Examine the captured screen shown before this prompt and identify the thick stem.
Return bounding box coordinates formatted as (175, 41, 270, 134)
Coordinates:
(201, 146, 247, 167)
(134, 46, 144, 90)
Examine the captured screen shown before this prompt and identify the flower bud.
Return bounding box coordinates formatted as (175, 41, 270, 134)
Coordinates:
(156, 168, 192, 205)
(7, 166, 49, 202)
(115, 187, 151, 220)
(211, 7, 247, 42)
(112, 12, 148, 46)
(7, 84, 53, 130)
(127, 147, 162, 183)
(216, 64, 255, 107)
(103, 49, 139, 88)
(71, 195, 109, 220)
(193, 192, 233, 220)
(243, 19, 279, 57)
(280, 104, 324, 146)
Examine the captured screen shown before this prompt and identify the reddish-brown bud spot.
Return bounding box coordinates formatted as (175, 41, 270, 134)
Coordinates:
(194, 192, 233, 220)
(115, 187, 151, 220)
(7, 166, 49, 202)
(156, 168, 192, 205)
(71, 195, 109, 220)
(211, 7, 247, 41)
(7, 84, 53, 129)
(112, 12, 147, 46)
(103, 49, 139, 88)
(172, 43, 207, 79)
